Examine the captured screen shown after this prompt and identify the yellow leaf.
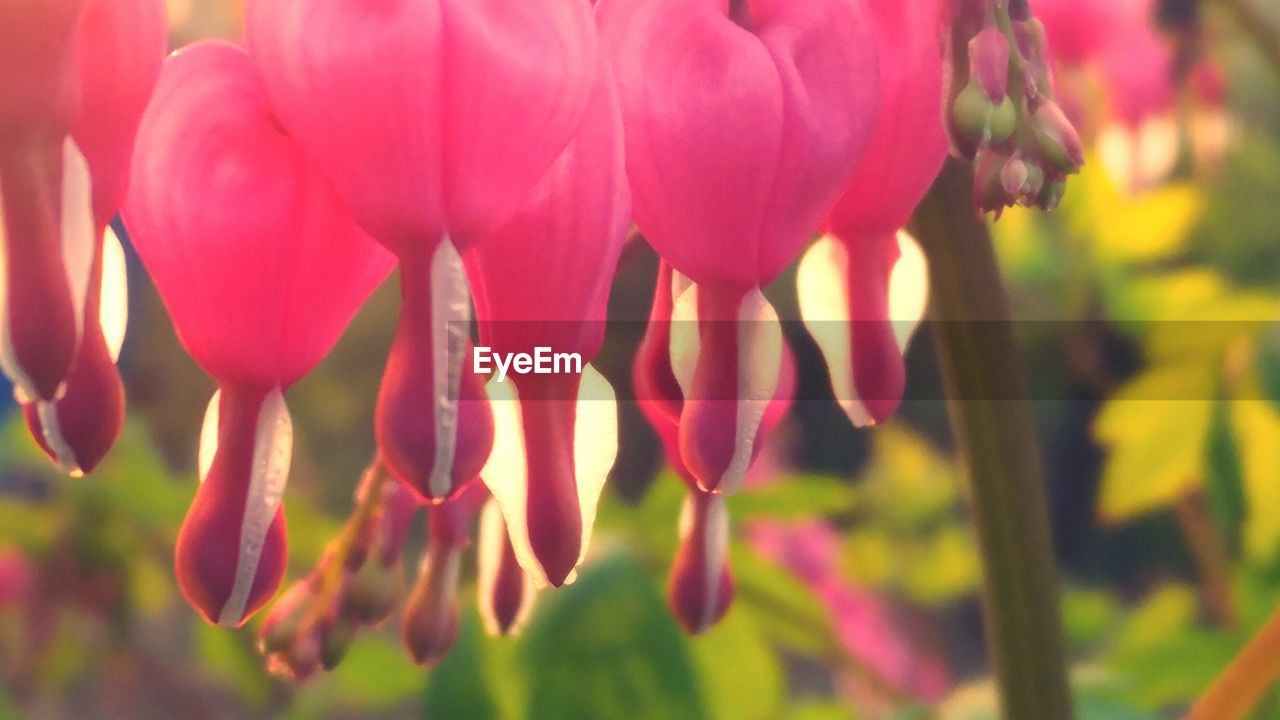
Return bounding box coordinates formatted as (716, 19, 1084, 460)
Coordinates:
(1094, 364, 1217, 522)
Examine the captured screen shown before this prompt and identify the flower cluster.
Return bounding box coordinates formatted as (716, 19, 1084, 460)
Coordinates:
(0, 0, 1084, 674)
(945, 0, 1084, 214)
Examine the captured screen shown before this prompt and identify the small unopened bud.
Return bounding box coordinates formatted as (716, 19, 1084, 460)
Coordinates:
(973, 148, 1012, 215)
(320, 620, 356, 671)
(259, 581, 314, 655)
(477, 500, 536, 636)
(1000, 156, 1029, 195)
(1034, 101, 1084, 172)
(968, 26, 1009, 102)
(668, 493, 734, 635)
(345, 556, 402, 625)
(953, 83, 1016, 147)
(1036, 178, 1068, 211)
(402, 543, 462, 666)
(1018, 163, 1046, 206)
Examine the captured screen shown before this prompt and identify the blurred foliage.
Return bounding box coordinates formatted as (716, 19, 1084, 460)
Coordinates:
(2, 2, 1280, 719)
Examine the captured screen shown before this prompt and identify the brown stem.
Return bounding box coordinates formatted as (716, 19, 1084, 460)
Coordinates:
(1186, 604, 1280, 720)
(1174, 490, 1238, 628)
(912, 158, 1075, 720)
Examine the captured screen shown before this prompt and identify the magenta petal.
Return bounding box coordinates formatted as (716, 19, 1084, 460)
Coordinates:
(668, 491, 733, 635)
(477, 499, 535, 636)
(0, 0, 82, 133)
(177, 383, 290, 627)
(599, 0, 878, 287)
(124, 42, 392, 387)
(465, 54, 629, 360)
(246, 0, 597, 248)
(827, 0, 946, 240)
(72, 0, 166, 227)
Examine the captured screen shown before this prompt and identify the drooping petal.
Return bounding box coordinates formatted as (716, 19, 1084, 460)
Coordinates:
(245, 0, 598, 249)
(402, 486, 485, 666)
(797, 232, 929, 427)
(376, 239, 494, 503)
(671, 282, 783, 494)
(177, 384, 292, 627)
(668, 491, 733, 635)
(481, 367, 617, 588)
(476, 499, 536, 636)
(0, 137, 95, 402)
(124, 41, 393, 387)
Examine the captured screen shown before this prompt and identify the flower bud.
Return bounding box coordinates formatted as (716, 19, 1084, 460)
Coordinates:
(1000, 156, 1029, 196)
(1034, 101, 1084, 172)
(320, 620, 356, 671)
(345, 555, 402, 625)
(402, 543, 462, 667)
(968, 26, 1009, 102)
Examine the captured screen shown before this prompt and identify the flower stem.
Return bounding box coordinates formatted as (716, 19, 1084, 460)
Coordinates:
(1186, 604, 1280, 720)
(912, 159, 1074, 720)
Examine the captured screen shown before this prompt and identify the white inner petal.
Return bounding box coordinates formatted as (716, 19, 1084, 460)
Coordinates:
(99, 226, 128, 363)
(197, 389, 221, 484)
(217, 387, 292, 627)
(427, 238, 474, 499)
(60, 139, 95, 346)
(700, 494, 729, 631)
(721, 288, 782, 493)
(888, 230, 930, 353)
(478, 379, 540, 584)
(571, 366, 618, 573)
(36, 400, 81, 477)
(479, 366, 618, 588)
(797, 237, 867, 426)
(0, 168, 30, 403)
(668, 281, 700, 398)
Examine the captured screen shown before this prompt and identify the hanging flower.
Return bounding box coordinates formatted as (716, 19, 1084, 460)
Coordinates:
(599, 0, 880, 495)
(798, 0, 944, 428)
(245, 0, 601, 504)
(260, 461, 419, 680)
(123, 42, 394, 626)
(463, 49, 629, 588)
(18, 0, 166, 477)
(635, 262, 797, 634)
(0, 0, 163, 478)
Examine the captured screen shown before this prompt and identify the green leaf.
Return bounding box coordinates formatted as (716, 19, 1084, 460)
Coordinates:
(728, 475, 857, 521)
(328, 634, 425, 709)
(424, 612, 498, 720)
(520, 553, 707, 720)
(690, 606, 784, 720)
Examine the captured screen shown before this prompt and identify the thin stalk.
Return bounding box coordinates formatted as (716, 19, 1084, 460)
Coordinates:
(1185, 604, 1280, 720)
(911, 159, 1074, 720)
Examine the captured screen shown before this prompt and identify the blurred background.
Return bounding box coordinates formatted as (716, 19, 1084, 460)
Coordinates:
(2, 0, 1280, 718)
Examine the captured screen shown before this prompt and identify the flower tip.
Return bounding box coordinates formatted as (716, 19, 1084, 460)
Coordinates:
(175, 502, 288, 627)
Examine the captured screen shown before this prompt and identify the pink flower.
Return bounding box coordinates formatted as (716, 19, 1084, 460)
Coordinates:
(0, 545, 33, 610)
(749, 521, 950, 702)
(799, 0, 944, 427)
(0, 0, 165, 475)
(635, 262, 797, 633)
(245, 0, 600, 504)
(599, 0, 879, 494)
(123, 42, 393, 626)
(465, 52, 629, 587)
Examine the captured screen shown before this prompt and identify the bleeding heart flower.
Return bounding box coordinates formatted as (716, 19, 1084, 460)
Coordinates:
(476, 498, 537, 636)
(635, 261, 796, 633)
(246, 0, 599, 504)
(598, 0, 879, 493)
(20, 0, 166, 477)
(0, 0, 161, 455)
(123, 42, 394, 626)
(403, 482, 487, 666)
(798, 0, 943, 428)
(464, 55, 628, 587)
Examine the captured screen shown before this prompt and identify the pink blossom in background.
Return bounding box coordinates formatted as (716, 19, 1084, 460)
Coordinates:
(0, 546, 32, 609)
(748, 521, 951, 702)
